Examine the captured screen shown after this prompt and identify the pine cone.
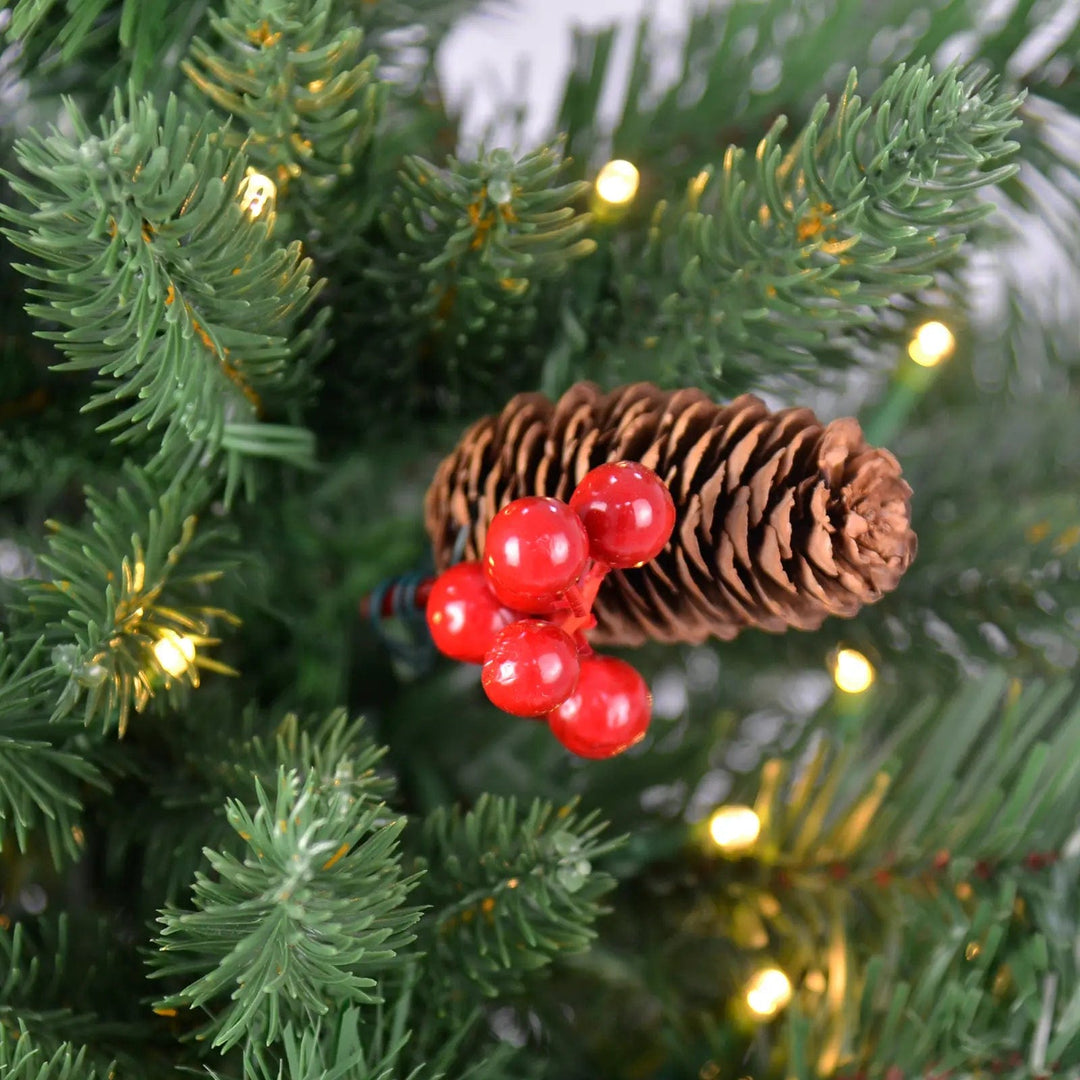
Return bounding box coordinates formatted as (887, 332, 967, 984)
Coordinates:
(425, 382, 916, 646)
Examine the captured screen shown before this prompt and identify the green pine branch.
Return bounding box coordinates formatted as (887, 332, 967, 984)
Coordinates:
(678, 669, 1080, 1078)
(785, 858, 1080, 1080)
(0, 916, 160, 1076)
(0, 1028, 103, 1080)
(237, 1007, 411, 1080)
(236, 998, 523, 1080)
(779, 871, 1080, 1080)
(0, 641, 105, 862)
(556, 0, 875, 181)
(616, 62, 1022, 388)
(344, 0, 493, 51)
(362, 144, 595, 412)
(848, 382, 1080, 678)
(138, 709, 393, 904)
(410, 794, 622, 998)
(15, 464, 237, 736)
(150, 764, 420, 1053)
(5, 0, 211, 90)
(1, 88, 325, 481)
(1, 920, 101, 1054)
(738, 669, 1080, 877)
(183, 0, 386, 241)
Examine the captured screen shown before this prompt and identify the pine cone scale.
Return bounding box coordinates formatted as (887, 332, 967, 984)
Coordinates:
(426, 382, 916, 646)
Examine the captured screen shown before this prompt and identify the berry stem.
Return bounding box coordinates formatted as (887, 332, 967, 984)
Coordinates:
(564, 583, 589, 617)
(557, 561, 609, 638)
(573, 630, 595, 658)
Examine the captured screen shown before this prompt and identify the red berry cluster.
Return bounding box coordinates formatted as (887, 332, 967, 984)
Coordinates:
(426, 462, 676, 759)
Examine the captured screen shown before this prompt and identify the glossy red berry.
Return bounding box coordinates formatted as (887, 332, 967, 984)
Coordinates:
(482, 620, 580, 717)
(426, 562, 518, 664)
(569, 461, 676, 569)
(547, 655, 651, 758)
(484, 497, 590, 609)
(482, 577, 564, 617)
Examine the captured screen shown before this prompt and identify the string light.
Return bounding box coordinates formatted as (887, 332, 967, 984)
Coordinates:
(153, 633, 196, 678)
(708, 805, 761, 854)
(908, 320, 955, 367)
(238, 171, 277, 220)
(831, 647, 875, 694)
(745, 967, 793, 1017)
(594, 159, 640, 207)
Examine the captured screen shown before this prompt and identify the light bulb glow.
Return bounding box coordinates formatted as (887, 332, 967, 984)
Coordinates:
(745, 967, 793, 1017)
(832, 648, 875, 694)
(908, 320, 954, 367)
(238, 172, 277, 219)
(708, 805, 761, 853)
(154, 633, 196, 678)
(595, 159, 640, 206)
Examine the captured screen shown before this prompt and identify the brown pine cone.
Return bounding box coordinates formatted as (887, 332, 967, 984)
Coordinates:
(425, 382, 916, 646)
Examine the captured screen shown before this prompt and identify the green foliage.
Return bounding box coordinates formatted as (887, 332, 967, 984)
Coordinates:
(775, 870, 1080, 1080)
(743, 669, 1080, 874)
(238, 1007, 413, 1080)
(183, 0, 386, 240)
(345, 0, 493, 48)
(554, 1, 1046, 185)
(0, 641, 105, 862)
(697, 669, 1080, 1077)
(16, 464, 236, 735)
(411, 795, 622, 997)
(5, 0, 210, 91)
(363, 144, 595, 412)
(237, 999, 522, 1080)
(141, 709, 393, 904)
(1, 88, 325, 483)
(183, 708, 394, 818)
(0, 1027, 103, 1080)
(0, 914, 161, 1076)
(556, 2, 867, 181)
(2, 0, 1080, 1077)
(1, 919, 97, 1050)
(616, 62, 1022, 388)
(151, 764, 420, 1052)
(833, 374, 1080, 681)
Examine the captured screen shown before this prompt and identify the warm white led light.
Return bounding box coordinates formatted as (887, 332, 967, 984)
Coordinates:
(832, 648, 875, 694)
(745, 967, 793, 1017)
(238, 172, 277, 219)
(154, 634, 196, 678)
(594, 159, 640, 206)
(908, 320, 955, 367)
(707, 805, 761, 854)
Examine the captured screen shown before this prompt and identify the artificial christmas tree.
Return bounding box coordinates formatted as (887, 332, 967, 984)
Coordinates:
(0, 1, 1079, 1079)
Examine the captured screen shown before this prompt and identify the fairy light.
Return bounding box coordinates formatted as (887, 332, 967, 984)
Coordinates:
(745, 967, 793, 1017)
(153, 633, 196, 678)
(832, 648, 875, 694)
(908, 320, 955, 367)
(708, 805, 761, 854)
(238, 171, 277, 220)
(594, 159, 640, 207)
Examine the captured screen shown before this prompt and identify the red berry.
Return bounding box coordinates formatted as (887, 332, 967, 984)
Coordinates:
(484, 578, 564, 617)
(547, 655, 651, 758)
(484, 497, 590, 608)
(569, 461, 675, 569)
(482, 620, 580, 717)
(426, 562, 518, 664)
